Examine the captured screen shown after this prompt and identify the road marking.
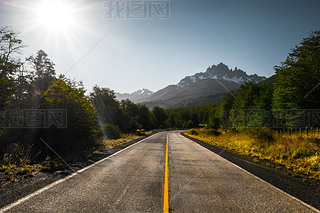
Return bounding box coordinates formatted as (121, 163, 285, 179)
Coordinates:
(0, 134, 157, 213)
(182, 133, 320, 213)
(163, 134, 169, 213)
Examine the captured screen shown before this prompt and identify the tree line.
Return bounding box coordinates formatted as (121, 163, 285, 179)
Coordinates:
(209, 31, 320, 130)
(1, 26, 319, 159)
(0, 27, 171, 158)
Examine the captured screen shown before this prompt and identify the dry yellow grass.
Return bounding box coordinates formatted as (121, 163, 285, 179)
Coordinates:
(100, 131, 152, 149)
(186, 128, 320, 181)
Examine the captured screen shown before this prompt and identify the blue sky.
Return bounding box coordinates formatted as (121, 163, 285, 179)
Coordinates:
(1, 0, 320, 93)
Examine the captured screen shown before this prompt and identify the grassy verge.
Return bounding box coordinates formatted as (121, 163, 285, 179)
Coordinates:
(186, 128, 320, 181)
(93, 131, 152, 152)
(0, 155, 66, 183)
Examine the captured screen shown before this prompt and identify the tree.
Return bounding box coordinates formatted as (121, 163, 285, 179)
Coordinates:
(0, 27, 24, 78)
(151, 106, 167, 128)
(225, 82, 273, 128)
(0, 27, 25, 112)
(120, 99, 140, 131)
(273, 31, 320, 110)
(136, 104, 151, 130)
(191, 113, 199, 127)
(27, 49, 56, 93)
(212, 93, 235, 128)
(90, 86, 122, 134)
(11, 64, 33, 109)
(40, 77, 99, 152)
(207, 117, 221, 130)
(167, 114, 176, 128)
(272, 31, 320, 127)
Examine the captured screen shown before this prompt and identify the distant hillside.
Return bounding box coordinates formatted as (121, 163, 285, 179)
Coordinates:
(139, 63, 266, 108)
(139, 93, 227, 109)
(140, 78, 240, 108)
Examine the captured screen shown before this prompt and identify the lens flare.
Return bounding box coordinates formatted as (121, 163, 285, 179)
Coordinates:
(35, 0, 76, 33)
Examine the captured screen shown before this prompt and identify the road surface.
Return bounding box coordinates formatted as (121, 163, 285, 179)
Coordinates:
(1, 131, 318, 212)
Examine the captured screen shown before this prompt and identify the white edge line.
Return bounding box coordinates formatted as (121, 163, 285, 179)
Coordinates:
(0, 134, 157, 213)
(182, 133, 320, 213)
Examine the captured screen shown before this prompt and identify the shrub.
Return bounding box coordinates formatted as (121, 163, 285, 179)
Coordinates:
(207, 117, 221, 130)
(101, 123, 121, 139)
(5, 174, 15, 182)
(135, 129, 146, 136)
(0, 165, 5, 172)
(205, 128, 221, 136)
(226, 128, 238, 134)
(38, 164, 49, 171)
(16, 164, 34, 176)
(251, 128, 275, 145)
(292, 149, 315, 159)
(182, 120, 194, 129)
(0, 164, 16, 174)
(189, 129, 198, 135)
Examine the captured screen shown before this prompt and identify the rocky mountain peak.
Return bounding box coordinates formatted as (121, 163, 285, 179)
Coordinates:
(116, 89, 154, 102)
(177, 62, 266, 87)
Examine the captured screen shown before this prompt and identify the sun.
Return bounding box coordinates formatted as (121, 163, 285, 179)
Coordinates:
(35, 0, 76, 33)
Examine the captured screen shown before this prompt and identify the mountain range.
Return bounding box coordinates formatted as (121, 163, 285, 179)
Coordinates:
(116, 63, 267, 108)
(116, 89, 154, 103)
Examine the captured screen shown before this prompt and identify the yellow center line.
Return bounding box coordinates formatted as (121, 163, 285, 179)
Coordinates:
(163, 134, 169, 213)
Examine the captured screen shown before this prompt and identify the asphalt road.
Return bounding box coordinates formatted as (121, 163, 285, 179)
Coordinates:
(1, 131, 319, 212)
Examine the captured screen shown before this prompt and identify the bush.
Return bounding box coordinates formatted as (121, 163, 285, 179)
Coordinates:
(135, 129, 145, 136)
(292, 149, 315, 159)
(207, 117, 221, 130)
(189, 129, 198, 135)
(182, 120, 194, 129)
(225, 128, 238, 134)
(205, 128, 221, 136)
(101, 123, 121, 139)
(250, 128, 275, 145)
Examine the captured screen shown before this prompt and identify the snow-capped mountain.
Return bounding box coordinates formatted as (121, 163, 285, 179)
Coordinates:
(116, 89, 154, 103)
(133, 89, 154, 96)
(177, 63, 266, 87)
(117, 63, 267, 108)
(139, 63, 267, 108)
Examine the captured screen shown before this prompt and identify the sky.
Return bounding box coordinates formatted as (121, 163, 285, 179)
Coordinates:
(0, 0, 320, 93)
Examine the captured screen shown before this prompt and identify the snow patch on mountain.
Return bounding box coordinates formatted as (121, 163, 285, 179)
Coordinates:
(116, 88, 154, 103)
(177, 63, 266, 87)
